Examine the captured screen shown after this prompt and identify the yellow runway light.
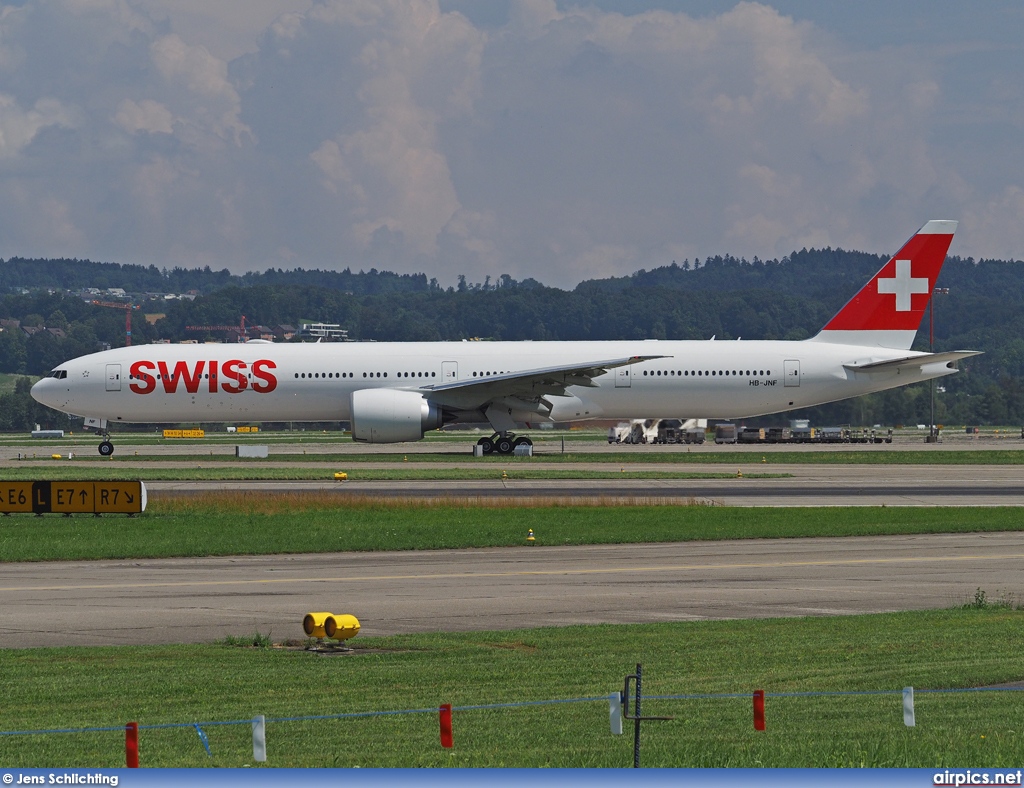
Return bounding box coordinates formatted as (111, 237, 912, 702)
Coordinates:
(324, 614, 360, 640)
(303, 612, 360, 641)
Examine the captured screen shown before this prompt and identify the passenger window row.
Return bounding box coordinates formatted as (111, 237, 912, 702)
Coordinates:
(292, 371, 437, 379)
(643, 369, 771, 377)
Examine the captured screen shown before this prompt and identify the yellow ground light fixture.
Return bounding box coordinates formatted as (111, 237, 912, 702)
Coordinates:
(302, 612, 361, 641)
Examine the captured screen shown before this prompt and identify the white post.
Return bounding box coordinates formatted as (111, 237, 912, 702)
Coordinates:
(903, 687, 915, 727)
(610, 692, 623, 735)
(252, 715, 267, 761)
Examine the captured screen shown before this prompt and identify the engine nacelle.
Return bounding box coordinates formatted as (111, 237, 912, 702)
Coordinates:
(350, 388, 444, 443)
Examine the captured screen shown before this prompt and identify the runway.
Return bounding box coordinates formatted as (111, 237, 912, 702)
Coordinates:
(7, 434, 1024, 505)
(1, 532, 1021, 648)
(146, 462, 1024, 506)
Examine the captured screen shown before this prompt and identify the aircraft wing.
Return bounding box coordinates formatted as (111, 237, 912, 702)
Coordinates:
(843, 350, 982, 373)
(420, 355, 665, 408)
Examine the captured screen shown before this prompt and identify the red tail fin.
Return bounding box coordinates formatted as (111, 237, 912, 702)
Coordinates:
(812, 220, 957, 349)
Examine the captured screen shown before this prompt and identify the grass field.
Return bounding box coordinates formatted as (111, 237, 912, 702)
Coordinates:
(0, 608, 1020, 767)
(2, 497, 1023, 562)
(0, 372, 34, 395)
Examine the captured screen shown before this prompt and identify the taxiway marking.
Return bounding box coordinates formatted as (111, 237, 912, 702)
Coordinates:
(3, 551, 1021, 593)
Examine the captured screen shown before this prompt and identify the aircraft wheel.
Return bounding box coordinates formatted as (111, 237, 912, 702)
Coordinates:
(98, 441, 114, 457)
(496, 437, 515, 454)
(478, 437, 495, 454)
(514, 437, 532, 447)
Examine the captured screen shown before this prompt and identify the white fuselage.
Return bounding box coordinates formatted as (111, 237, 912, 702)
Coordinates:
(31, 339, 953, 426)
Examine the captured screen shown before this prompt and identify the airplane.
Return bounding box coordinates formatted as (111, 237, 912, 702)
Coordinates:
(32, 220, 980, 456)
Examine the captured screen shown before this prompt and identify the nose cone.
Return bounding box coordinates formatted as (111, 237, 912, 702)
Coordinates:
(31, 377, 58, 409)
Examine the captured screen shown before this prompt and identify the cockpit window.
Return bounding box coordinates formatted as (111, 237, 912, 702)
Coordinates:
(50, 370, 68, 379)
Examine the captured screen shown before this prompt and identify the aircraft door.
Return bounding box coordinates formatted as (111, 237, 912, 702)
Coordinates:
(784, 359, 800, 387)
(442, 361, 458, 383)
(105, 364, 122, 392)
(615, 367, 632, 388)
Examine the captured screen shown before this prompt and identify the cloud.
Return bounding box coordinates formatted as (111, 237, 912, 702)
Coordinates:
(0, 94, 73, 157)
(0, 0, 1017, 286)
(130, 0, 313, 61)
(149, 33, 251, 146)
(300, 0, 483, 257)
(114, 98, 173, 135)
(964, 186, 1024, 262)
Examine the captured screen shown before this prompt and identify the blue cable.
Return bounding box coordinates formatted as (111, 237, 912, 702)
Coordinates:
(1, 686, 1020, 738)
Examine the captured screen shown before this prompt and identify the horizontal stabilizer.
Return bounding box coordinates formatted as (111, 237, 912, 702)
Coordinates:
(843, 350, 982, 373)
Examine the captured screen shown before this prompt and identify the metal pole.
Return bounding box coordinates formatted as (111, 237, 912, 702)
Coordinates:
(929, 295, 935, 441)
(621, 663, 672, 768)
(927, 288, 949, 443)
(633, 662, 642, 768)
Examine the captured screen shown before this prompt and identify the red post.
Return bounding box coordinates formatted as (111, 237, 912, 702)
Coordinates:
(753, 690, 765, 731)
(439, 704, 453, 748)
(125, 721, 139, 767)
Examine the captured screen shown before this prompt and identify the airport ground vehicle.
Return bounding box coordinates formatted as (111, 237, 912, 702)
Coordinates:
(715, 423, 738, 444)
(717, 423, 893, 444)
(656, 419, 707, 444)
(608, 418, 706, 444)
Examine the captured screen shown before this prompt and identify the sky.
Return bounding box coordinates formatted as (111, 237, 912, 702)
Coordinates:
(0, 0, 1021, 289)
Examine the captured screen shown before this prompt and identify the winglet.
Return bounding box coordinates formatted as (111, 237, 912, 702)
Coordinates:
(811, 221, 957, 349)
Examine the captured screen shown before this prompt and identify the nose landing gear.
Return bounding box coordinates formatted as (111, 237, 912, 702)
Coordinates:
(83, 417, 115, 456)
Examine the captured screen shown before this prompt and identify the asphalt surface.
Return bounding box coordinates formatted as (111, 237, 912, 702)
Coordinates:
(8, 436, 1024, 505)
(144, 465, 1024, 506)
(3, 437, 1023, 649)
(4, 430, 1022, 457)
(1, 532, 1021, 648)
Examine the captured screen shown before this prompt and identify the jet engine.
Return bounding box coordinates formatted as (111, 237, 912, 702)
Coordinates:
(350, 388, 444, 443)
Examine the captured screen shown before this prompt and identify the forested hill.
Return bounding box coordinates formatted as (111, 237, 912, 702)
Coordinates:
(5, 247, 1020, 304)
(582, 250, 1024, 303)
(2, 247, 1024, 427)
(0, 257, 432, 296)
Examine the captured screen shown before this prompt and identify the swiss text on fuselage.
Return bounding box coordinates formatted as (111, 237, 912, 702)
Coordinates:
(128, 359, 278, 394)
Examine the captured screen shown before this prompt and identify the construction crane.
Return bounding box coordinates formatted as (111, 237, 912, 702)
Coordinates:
(185, 316, 249, 341)
(91, 300, 141, 347)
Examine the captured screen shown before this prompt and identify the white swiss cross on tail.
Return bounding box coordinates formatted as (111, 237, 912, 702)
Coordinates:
(877, 259, 929, 312)
(812, 220, 957, 349)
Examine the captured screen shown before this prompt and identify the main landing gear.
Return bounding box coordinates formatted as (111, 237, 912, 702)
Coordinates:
(476, 432, 533, 455)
